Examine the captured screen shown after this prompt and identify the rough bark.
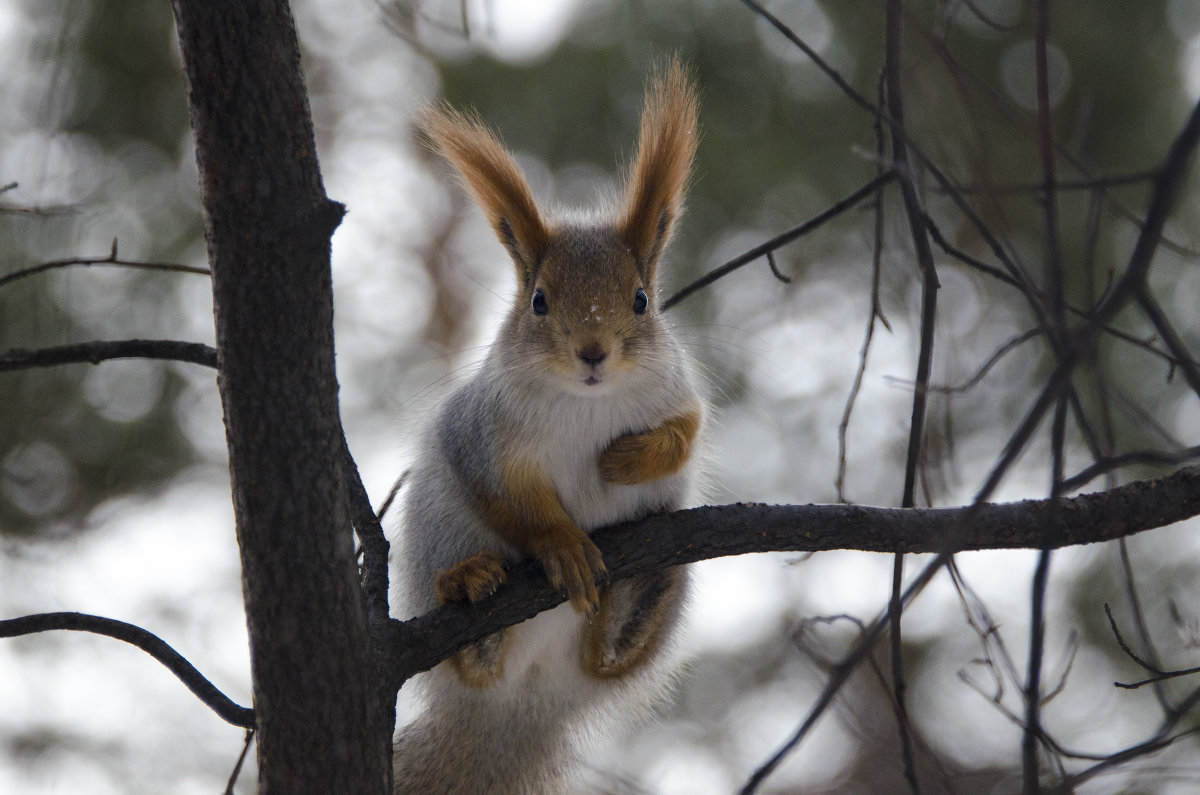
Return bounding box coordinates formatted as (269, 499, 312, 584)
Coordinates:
(170, 2, 389, 792)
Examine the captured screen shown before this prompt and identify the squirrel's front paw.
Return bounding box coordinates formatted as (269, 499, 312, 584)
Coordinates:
(435, 552, 508, 604)
(536, 536, 607, 615)
(600, 413, 699, 485)
(599, 433, 654, 485)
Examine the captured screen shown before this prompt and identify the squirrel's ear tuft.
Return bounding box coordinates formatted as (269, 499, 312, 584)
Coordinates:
(421, 106, 549, 282)
(618, 57, 699, 283)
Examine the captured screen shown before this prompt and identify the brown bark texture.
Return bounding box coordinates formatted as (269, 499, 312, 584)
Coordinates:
(170, 1, 390, 791)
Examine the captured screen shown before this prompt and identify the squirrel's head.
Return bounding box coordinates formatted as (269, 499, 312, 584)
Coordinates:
(422, 58, 698, 395)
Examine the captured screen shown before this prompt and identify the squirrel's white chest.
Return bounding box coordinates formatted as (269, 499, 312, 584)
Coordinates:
(535, 395, 692, 531)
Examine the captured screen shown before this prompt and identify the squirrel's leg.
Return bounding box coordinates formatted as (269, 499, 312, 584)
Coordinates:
(434, 552, 511, 687)
(581, 567, 686, 678)
(477, 457, 607, 614)
(599, 408, 701, 485)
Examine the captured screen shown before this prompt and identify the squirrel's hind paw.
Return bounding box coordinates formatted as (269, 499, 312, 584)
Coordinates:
(435, 552, 508, 604)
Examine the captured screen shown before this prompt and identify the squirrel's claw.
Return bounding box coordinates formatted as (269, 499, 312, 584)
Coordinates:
(537, 537, 606, 616)
(435, 551, 508, 604)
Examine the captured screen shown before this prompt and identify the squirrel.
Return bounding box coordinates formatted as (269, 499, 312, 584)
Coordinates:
(391, 59, 706, 794)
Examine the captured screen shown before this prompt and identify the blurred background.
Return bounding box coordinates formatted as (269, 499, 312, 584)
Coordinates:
(4, 0, 1200, 792)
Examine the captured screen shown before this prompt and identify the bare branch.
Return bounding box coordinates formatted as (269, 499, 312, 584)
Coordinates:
(922, 327, 1045, 395)
(837, 73, 891, 503)
(377, 470, 409, 522)
(0, 238, 210, 289)
(741, 0, 1036, 293)
(0, 340, 218, 371)
(0, 612, 254, 728)
(0, 181, 78, 217)
(1105, 603, 1200, 689)
(1115, 667, 1200, 690)
(224, 730, 256, 795)
(341, 433, 391, 631)
(1028, 7, 1070, 763)
(1136, 288, 1200, 400)
(883, 1, 935, 788)
(1061, 445, 1200, 492)
(388, 465, 1200, 686)
(764, 250, 791, 283)
(339, 429, 396, 747)
(1095, 98, 1200, 322)
(939, 169, 1159, 196)
(661, 171, 895, 310)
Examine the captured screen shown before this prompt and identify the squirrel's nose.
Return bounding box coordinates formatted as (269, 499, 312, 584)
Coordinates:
(577, 343, 608, 366)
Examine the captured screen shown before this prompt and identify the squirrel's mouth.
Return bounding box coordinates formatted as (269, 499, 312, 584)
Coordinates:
(583, 375, 602, 386)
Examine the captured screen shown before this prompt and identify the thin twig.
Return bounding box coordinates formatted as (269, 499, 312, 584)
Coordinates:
(938, 169, 1159, 196)
(378, 469, 410, 521)
(1094, 98, 1200, 322)
(921, 327, 1044, 395)
(224, 730, 255, 795)
(339, 431, 392, 646)
(1023, 7, 1066, 785)
(0, 340, 218, 371)
(1104, 602, 1164, 674)
(0, 181, 78, 217)
(1116, 668, 1200, 690)
(1103, 602, 1200, 689)
(1136, 288, 1200, 400)
(0, 612, 254, 728)
(740, 0, 1034, 293)
(1061, 445, 1200, 492)
(912, 15, 1200, 262)
(740, 548, 956, 794)
(736, 6, 1200, 791)
(837, 70, 891, 503)
(968, 95, 1200, 515)
(1023, 404, 1065, 792)
(764, 250, 791, 283)
(0, 237, 210, 289)
(662, 171, 895, 310)
(1064, 725, 1200, 788)
(922, 220, 1188, 369)
(884, 0, 934, 789)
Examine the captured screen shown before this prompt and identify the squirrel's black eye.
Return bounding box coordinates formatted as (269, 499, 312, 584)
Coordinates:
(633, 288, 648, 315)
(532, 288, 549, 316)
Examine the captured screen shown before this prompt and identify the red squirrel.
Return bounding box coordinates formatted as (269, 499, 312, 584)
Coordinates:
(392, 59, 706, 793)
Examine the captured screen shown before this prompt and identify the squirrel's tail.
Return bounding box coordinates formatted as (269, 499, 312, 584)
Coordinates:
(392, 691, 579, 794)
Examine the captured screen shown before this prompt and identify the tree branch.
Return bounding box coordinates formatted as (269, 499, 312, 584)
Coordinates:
(661, 171, 895, 310)
(0, 612, 254, 729)
(389, 465, 1200, 687)
(338, 430, 397, 741)
(0, 237, 210, 290)
(883, 0, 934, 787)
(0, 340, 218, 371)
(0, 181, 78, 217)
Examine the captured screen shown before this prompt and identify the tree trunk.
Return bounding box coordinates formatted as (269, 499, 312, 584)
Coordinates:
(171, 1, 390, 791)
